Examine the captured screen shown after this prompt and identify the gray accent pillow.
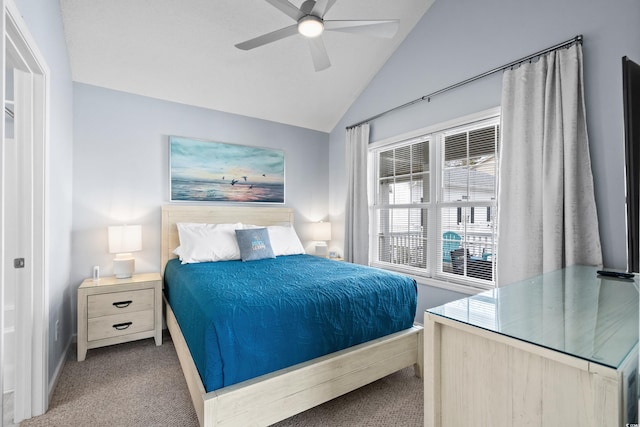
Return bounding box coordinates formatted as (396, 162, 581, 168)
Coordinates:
(235, 228, 275, 261)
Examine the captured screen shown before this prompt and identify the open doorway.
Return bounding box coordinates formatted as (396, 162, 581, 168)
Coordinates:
(2, 0, 50, 424)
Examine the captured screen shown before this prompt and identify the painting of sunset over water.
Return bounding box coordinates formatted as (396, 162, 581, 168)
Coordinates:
(170, 136, 285, 203)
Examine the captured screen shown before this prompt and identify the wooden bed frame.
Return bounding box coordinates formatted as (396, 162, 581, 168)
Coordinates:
(161, 205, 424, 427)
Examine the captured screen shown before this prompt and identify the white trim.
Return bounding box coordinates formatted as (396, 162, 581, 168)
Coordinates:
(370, 261, 488, 295)
(48, 334, 72, 403)
(415, 275, 486, 296)
(0, 2, 6, 422)
(3, 0, 50, 420)
(369, 107, 501, 150)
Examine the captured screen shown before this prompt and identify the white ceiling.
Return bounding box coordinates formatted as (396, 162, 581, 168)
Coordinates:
(60, 0, 433, 132)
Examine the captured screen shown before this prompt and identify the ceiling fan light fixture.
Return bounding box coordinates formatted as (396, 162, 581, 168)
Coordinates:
(298, 15, 324, 38)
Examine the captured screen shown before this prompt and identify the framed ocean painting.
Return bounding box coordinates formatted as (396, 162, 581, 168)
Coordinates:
(169, 136, 285, 203)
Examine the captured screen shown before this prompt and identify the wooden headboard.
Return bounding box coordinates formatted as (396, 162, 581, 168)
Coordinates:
(160, 205, 295, 270)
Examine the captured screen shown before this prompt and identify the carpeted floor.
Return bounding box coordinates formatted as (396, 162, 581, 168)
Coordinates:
(20, 333, 423, 426)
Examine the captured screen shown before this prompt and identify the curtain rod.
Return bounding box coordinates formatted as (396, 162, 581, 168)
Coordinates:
(346, 34, 583, 130)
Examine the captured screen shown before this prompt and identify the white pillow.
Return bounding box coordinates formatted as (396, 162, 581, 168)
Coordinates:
(243, 223, 305, 256)
(174, 222, 242, 263)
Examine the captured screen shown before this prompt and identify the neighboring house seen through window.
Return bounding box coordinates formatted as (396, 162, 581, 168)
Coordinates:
(370, 110, 500, 290)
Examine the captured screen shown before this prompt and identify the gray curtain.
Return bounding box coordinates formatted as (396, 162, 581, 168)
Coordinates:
(497, 43, 602, 286)
(345, 124, 370, 264)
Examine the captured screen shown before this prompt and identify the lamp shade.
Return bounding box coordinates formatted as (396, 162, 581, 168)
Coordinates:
(108, 225, 142, 254)
(312, 222, 331, 242)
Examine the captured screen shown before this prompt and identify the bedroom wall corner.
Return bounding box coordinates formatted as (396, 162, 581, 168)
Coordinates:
(71, 84, 331, 335)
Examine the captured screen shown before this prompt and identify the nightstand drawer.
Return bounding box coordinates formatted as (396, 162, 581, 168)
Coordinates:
(77, 272, 162, 361)
(87, 289, 154, 318)
(87, 310, 155, 341)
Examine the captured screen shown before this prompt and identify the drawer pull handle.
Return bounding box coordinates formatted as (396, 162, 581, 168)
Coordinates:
(113, 322, 133, 330)
(113, 300, 133, 308)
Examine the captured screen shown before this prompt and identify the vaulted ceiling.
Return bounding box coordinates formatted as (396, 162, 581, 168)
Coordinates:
(60, 0, 434, 132)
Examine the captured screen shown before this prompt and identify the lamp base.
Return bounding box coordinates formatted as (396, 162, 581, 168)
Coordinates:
(113, 255, 135, 279)
(315, 242, 328, 258)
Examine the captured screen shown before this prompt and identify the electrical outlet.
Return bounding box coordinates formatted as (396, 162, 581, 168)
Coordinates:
(55, 319, 60, 341)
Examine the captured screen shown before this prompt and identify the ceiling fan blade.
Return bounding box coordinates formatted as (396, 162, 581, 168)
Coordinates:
(235, 25, 299, 50)
(266, 0, 304, 21)
(311, 0, 338, 17)
(307, 37, 331, 71)
(324, 20, 399, 38)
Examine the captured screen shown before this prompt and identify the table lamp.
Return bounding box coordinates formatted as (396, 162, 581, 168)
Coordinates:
(312, 221, 331, 257)
(108, 225, 142, 278)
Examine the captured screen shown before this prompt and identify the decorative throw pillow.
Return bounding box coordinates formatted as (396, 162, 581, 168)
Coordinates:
(241, 223, 305, 256)
(235, 228, 275, 261)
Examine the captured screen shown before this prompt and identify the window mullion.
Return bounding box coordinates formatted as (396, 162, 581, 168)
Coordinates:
(428, 132, 442, 275)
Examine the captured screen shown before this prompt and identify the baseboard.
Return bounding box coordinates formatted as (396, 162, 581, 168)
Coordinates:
(48, 334, 74, 402)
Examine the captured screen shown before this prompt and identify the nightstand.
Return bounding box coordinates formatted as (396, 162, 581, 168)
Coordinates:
(77, 272, 162, 361)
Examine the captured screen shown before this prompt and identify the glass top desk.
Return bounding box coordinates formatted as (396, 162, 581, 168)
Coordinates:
(424, 265, 639, 427)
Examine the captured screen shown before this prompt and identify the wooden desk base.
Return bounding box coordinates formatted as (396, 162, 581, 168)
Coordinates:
(424, 312, 637, 427)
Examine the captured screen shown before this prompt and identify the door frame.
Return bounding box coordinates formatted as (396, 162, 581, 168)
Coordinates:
(2, 0, 49, 421)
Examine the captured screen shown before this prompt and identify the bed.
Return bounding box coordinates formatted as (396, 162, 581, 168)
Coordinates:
(161, 205, 424, 427)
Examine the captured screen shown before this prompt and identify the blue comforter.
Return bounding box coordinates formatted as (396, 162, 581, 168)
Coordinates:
(164, 254, 417, 392)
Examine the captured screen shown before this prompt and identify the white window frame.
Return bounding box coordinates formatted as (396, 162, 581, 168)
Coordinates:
(369, 107, 500, 292)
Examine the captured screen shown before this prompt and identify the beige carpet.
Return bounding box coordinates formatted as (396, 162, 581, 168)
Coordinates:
(21, 333, 423, 426)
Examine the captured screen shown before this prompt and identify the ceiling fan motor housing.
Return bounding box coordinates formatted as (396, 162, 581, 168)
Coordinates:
(298, 15, 324, 38)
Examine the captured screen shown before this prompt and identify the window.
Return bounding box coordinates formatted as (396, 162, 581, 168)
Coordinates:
(371, 110, 500, 290)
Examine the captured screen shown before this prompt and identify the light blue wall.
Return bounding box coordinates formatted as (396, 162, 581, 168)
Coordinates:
(12, 0, 329, 393)
(329, 0, 640, 309)
(71, 83, 330, 329)
(12, 0, 74, 385)
(18, 0, 640, 389)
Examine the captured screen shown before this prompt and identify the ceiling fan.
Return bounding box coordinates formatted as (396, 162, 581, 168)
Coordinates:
(235, 0, 399, 72)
